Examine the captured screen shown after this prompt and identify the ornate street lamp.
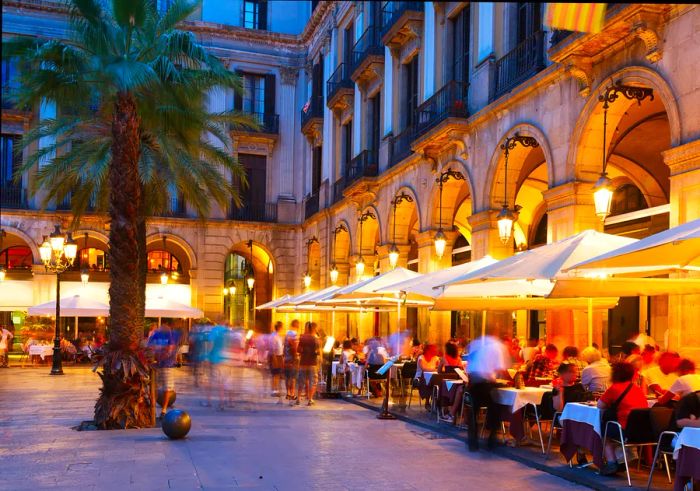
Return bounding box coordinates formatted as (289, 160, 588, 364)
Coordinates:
(389, 191, 414, 269)
(434, 168, 464, 258)
(329, 223, 347, 285)
(593, 81, 654, 221)
(303, 236, 318, 290)
(497, 133, 539, 244)
(246, 240, 255, 290)
(39, 225, 78, 375)
(356, 210, 375, 280)
(80, 233, 89, 286)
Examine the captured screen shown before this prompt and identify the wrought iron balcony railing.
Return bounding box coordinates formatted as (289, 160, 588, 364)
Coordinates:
(232, 111, 279, 134)
(414, 80, 469, 139)
(346, 149, 379, 185)
(327, 63, 354, 103)
(229, 202, 277, 223)
(352, 26, 383, 74)
(491, 30, 545, 102)
(381, 1, 424, 39)
(388, 127, 414, 168)
(304, 191, 320, 219)
(0, 185, 29, 209)
(301, 94, 324, 129)
(333, 177, 346, 203)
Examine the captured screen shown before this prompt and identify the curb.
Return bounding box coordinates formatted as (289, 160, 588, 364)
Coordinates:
(343, 396, 620, 491)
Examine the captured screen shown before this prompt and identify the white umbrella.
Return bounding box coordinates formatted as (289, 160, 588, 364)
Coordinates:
(255, 294, 293, 310)
(28, 295, 109, 317)
(145, 296, 203, 318)
(323, 267, 430, 305)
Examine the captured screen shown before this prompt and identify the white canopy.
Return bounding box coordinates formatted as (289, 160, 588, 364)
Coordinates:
(567, 218, 700, 275)
(0, 280, 34, 311)
(145, 297, 203, 318)
(322, 267, 431, 305)
(28, 295, 110, 317)
(255, 294, 293, 310)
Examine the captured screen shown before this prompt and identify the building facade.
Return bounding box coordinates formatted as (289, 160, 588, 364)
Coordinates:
(2, 1, 699, 359)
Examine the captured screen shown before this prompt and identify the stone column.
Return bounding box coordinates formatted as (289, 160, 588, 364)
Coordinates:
(663, 139, 700, 360)
(467, 210, 513, 260)
(278, 68, 298, 199)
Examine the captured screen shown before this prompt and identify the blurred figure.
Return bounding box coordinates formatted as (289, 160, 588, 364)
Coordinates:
(615, 341, 640, 361)
(269, 321, 284, 403)
(0, 325, 13, 367)
(148, 322, 180, 417)
(625, 354, 648, 394)
(562, 346, 587, 382)
(207, 323, 233, 410)
(365, 337, 387, 398)
(189, 322, 211, 388)
(525, 344, 558, 385)
(295, 322, 320, 406)
(465, 336, 509, 451)
(581, 346, 611, 393)
(520, 339, 539, 364)
(339, 339, 356, 391)
(552, 362, 589, 412)
(410, 338, 423, 360)
(640, 344, 657, 371)
(438, 341, 464, 373)
(644, 351, 680, 397)
(657, 358, 700, 406)
(284, 322, 299, 401)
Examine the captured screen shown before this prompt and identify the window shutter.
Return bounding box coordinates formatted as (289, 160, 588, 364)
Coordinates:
(258, 0, 268, 30)
(264, 73, 276, 115)
(234, 70, 243, 110)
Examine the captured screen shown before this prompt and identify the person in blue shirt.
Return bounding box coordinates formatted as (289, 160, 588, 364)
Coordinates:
(148, 322, 180, 418)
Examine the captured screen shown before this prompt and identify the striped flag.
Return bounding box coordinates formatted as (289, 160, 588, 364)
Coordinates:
(544, 3, 607, 34)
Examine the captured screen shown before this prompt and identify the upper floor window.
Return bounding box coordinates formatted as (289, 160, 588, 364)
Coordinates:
(148, 250, 182, 274)
(244, 0, 268, 30)
(0, 246, 32, 270)
(516, 2, 542, 44)
(243, 74, 266, 115)
(450, 6, 470, 83)
(71, 247, 109, 271)
(1, 134, 22, 185)
(610, 184, 648, 217)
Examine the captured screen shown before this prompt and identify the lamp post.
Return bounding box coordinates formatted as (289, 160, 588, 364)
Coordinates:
(389, 192, 413, 269)
(329, 223, 347, 285)
(497, 133, 539, 244)
(246, 240, 256, 330)
(303, 237, 318, 290)
(39, 225, 78, 375)
(356, 210, 375, 280)
(434, 169, 464, 258)
(593, 81, 654, 221)
(80, 232, 89, 286)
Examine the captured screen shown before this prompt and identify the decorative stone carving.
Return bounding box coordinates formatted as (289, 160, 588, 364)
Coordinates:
(632, 17, 663, 63)
(279, 67, 299, 86)
(563, 55, 594, 97)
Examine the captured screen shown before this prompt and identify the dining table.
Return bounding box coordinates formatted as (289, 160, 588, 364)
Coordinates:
(673, 427, 700, 491)
(331, 361, 365, 390)
(559, 402, 604, 469)
(28, 345, 54, 361)
(491, 386, 550, 444)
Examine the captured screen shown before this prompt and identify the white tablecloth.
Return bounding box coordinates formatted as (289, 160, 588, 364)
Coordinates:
(674, 427, 700, 459)
(491, 387, 549, 413)
(561, 402, 602, 437)
(424, 371, 438, 384)
(389, 363, 405, 380)
(445, 379, 464, 391)
(332, 361, 364, 389)
(29, 345, 53, 360)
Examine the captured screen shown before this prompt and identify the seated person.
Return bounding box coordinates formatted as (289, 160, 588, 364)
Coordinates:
(581, 347, 611, 393)
(657, 358, 700, 406)
(644, 351, 681, 397)
(674, 390, 700, 429)
(597, 361, 649, 476)
(438, 341, 464, 373)
(640, 344, 657, 371)
(525, 343, 558, 385)
(562, 346, 587, 382)
(552, 362, 590, 412)
(339, 340, 356, 389)
(415, 344, 440, 380)
(365, 338, 387, 398)
(625, 354, 649, 395)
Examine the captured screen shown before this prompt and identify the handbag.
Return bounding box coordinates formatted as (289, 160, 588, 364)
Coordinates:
(602, 382, 633, 426)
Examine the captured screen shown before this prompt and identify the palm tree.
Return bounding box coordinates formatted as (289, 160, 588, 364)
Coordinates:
(5, 0, 255, 428)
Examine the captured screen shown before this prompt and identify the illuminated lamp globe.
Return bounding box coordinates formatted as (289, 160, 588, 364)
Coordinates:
(0, 266, 6, 282)
(303, 272, 312, 289)
(433, 229, 447, 259)
(80, 268, 89, 285)
(593, 173, 614, 221)
(49, 225, 65, 252)
(160, 272, 169, 285)
(497, 205, 515, 244)
(388, 244, 400, 269)
(329, 264, 339, 285)
(355, 257, 365, 278)
(39, 237, 52, 264)
(246, 274, 255, 290)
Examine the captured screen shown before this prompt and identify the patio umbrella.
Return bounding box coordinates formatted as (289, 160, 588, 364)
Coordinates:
(29, 295, 110, 338)
(255, 294, 293, 310)
(145, 296, 204, 318)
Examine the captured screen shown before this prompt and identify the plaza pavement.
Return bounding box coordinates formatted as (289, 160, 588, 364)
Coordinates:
(0, 364, 590, 491)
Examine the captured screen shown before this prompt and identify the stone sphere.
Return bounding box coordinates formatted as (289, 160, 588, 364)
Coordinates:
(162, 409, 191, 439)
(156, 389, 176, 407)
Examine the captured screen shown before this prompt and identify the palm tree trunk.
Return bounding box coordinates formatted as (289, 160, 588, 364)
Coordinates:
(136, 185, 147, 336)
(94, 91, 152, 429)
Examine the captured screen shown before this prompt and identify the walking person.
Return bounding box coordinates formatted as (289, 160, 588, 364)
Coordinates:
(148, 322, 180, 418)
(295, 322, 320, 406)
(269, 321, 284, 403)
(0, 325, 14, 367)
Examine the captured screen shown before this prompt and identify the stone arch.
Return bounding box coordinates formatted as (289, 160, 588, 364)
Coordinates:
(427, 159, 476, 231)
(332, 219, 352, 264)
(568, 65, 682, 184)
(72, 229, 110, 250)
(483, 122, 554, 212)
(0, 226, 39, 264)
(386, 185, 421, 244)
(357, 204, 381, 257)
(146, 232, 197, 272)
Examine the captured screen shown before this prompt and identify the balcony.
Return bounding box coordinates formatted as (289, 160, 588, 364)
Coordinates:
(388, 127, 414, 168)
(157, 196, 188, 218)
(304, 191, 320, 220)
(231, 111, 279, 136)
(490, 31, 545, 102)
(350, 26, 384, 87)
(326, 63, 354, 114)
(380, 1, 424, 53)
(332, 177, 346, 204)
(346, 149, 378, 185)
(229, 202, 277, 223)
(412, 80, 469, 155)
(301, 94, 324, 144)
(0, 186, 28, 209)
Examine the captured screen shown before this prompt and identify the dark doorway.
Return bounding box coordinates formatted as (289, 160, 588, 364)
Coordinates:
(608, 297, 640, 355)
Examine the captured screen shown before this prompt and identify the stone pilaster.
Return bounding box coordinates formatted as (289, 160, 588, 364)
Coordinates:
(467, 210, 513, 260)
(542, 181, 602, 241)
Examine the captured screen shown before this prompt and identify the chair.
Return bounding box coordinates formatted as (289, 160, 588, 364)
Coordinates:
(457, 390, 474, 430)
(602, 408, 659, 487)
(365, 364, 387, 400)
(645, 406, 675, 490)
(544, 411, 563, 460)
(407, 378, 421, 408)
(398, 362, 417, 394)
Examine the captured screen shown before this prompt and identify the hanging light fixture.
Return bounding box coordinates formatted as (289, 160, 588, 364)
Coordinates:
(497, 133, 538, 244)
(246, 240, 255, 290)
(80, 233, 89, 285)
(389, 191, 414, 269)
(229, 284, 236, 295)
(223, 287, 229, 296)
(329, 223, 347, 285)
(160, 271, 169, 285)
(356, 210, 375, 279)
(303, 237, 318, 289)
(434, 168, 464, 258)
(593, 81, 654, 221)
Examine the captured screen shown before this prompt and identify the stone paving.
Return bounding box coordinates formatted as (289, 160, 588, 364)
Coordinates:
(0, 365, 591, 491)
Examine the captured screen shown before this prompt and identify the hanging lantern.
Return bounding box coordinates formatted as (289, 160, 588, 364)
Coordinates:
(593, 173, 614, 221)
(80, 268, 89, 286)
(388, 243, 400, 269)
(303, 272, 312, 289)
(329, 264, 339, 285)
(355, 257, 365, 278)
(160, 271, 169, 285)
(497, 205, 515, 244)
(433, 229, 447, 259)
(223, 287, 229, 296)
(246, 274, 255, 290)
(0, 266, 6, 282)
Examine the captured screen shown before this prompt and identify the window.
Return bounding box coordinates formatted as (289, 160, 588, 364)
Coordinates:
(451, 235, 472, 265)
(402, 57, 419, 129)
(368, 91, 381, 152)
(312, 145, 322, 193)
(243, 0, 267, 30)
(147, 250, 182, 274)
(516, 2, 542, 44)
(610, 184, 648, 217)
(71, 248, 109, 271)
(243, 74, 265, 116)
(450, 6, 470, 83)
(234, 153, 267, 217)
(0, 246, 32, 270)
(531, 213, 548, 248)
(1, 134, 21, 185)
(342, 121, 352, 172)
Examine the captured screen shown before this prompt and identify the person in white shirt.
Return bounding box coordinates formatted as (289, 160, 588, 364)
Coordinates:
(580, 347, 611, 393)
(657, 359, 700, 406)
(0, 326, 14, 367)
(643, 351, 680, 397)
(269, 322, 285, 402)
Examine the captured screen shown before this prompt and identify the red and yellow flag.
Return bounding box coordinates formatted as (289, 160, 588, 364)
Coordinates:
(545, 3, 607, 34)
